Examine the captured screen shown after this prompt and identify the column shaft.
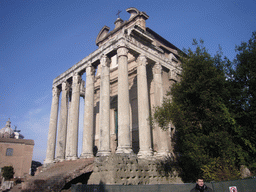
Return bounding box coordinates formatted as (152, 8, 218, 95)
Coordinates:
(81, 64, 95, 158)
(56, 82, 69, 161)
(137, 55, 153, 157)
(153, 63, 169, 156)
(44, 86, 60, 164)
(65, 94, 72, 158)
(116, 44, 133, 154)
(66, 73, 81, 160)
(97, 55, 111, 156)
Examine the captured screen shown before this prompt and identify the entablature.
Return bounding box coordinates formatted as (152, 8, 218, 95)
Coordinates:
(53, 33, 181, 88)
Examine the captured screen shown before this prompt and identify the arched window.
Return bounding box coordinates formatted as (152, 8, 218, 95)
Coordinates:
(6, 148, 13, 156)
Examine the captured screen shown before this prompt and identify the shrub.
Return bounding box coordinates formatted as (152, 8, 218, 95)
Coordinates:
(2, 166, 14, 180)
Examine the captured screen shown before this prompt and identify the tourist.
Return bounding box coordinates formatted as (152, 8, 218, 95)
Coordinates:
(190, 178, 213, 192)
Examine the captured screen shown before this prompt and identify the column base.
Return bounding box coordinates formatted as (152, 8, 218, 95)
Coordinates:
(80, 153, 94, 158)
(43, 158, 56, 168)
(55, 156, 66, 162)
(96, 151, 111, 157)
(43, 158, 55, 165)
(66, 156, 78, 161)
(116, 147, 133, 155)
(137, 150, 153, 158)
(155, 150, 170, 158)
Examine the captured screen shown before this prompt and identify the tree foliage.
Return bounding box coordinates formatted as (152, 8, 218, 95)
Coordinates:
(227, 32, 256, 174)
(154, 39, 247, 182)
(2, 166, 14, 180)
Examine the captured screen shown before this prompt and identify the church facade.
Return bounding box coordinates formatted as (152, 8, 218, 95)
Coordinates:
(0, 119, 34, 178)
(44, 7, 181, 165)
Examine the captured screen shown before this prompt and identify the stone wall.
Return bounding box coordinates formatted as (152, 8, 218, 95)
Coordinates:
(0, 138, 34, 178)
(88, 154, 182, 185)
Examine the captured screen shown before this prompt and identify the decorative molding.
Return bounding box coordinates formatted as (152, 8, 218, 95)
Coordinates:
(52, 30, 181, 88)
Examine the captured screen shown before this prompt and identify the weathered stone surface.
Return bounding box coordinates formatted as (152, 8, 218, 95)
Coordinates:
(81, 65, 95, 158)
(97, 55, 111, 156)
(66, 73, 81, 160)
(44, 87, 60, 165)
(22, 158, 94, 192)
(137, 54, 153, 157)
(153, 63, 169, 156)
(44, 8, 183, 186)
(88, 154, 182, 185)
(56, 82, 70, 161)
(240, 165, 251, 179)
(116, 44, 133, 155)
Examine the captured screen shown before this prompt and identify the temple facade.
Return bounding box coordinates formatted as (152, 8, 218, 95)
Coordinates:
(44, 7, 181, 165)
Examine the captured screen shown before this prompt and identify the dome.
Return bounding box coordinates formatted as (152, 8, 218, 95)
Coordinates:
(0, 119, 15, 138)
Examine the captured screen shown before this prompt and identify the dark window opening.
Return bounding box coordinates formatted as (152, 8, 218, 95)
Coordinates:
(6, 148, 13, 156)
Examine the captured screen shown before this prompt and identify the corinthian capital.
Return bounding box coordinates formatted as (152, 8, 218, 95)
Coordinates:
(117, 39, 128, 57)
(72, 72, 81, 85)
(86, 62, 95, 76)
(117, 47, 128, 57)
(62, 81, 70, 91)
(100, 54, 110, 67)
(153, 62, 162, 74)
(52, 86, 60, 97)
(137, 54, 148, 66)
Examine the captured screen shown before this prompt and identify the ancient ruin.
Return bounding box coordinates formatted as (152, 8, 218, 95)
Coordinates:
(43, 7, 182, 186)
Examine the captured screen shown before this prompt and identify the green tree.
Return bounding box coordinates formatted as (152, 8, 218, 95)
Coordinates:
(2, 166, 14, 180)
(154, 40, 242, 182)
(228, 32, 256, 174)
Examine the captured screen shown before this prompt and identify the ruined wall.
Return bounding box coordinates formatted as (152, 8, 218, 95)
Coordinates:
(88, 154, 182, 185)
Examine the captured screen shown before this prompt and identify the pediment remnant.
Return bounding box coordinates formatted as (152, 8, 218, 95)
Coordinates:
(96, 25, 110, 46)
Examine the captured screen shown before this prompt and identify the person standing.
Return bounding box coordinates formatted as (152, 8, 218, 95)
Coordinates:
(190, 178, 213, 192)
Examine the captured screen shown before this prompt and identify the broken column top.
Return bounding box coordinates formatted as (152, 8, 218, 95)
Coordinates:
(96, 7, 149, 47)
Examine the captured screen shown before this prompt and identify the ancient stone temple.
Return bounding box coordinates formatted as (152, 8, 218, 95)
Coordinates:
(44, 8, 181, 182)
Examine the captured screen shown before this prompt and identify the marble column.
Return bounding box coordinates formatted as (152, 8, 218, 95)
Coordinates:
(65, 93, 72, 159)
(44, 86, 60, 164)
(56, 82, 70, 161)
(81, 64, 95, 158)
(137, 54, 153, 157)
(66, 73, 81, 160)
(153, 63, 169, 156)
(97, 55, 111, 156)
(116, 42, 133, 154)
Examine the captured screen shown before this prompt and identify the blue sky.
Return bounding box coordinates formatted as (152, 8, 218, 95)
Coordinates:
(0, 0, 255, 163)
